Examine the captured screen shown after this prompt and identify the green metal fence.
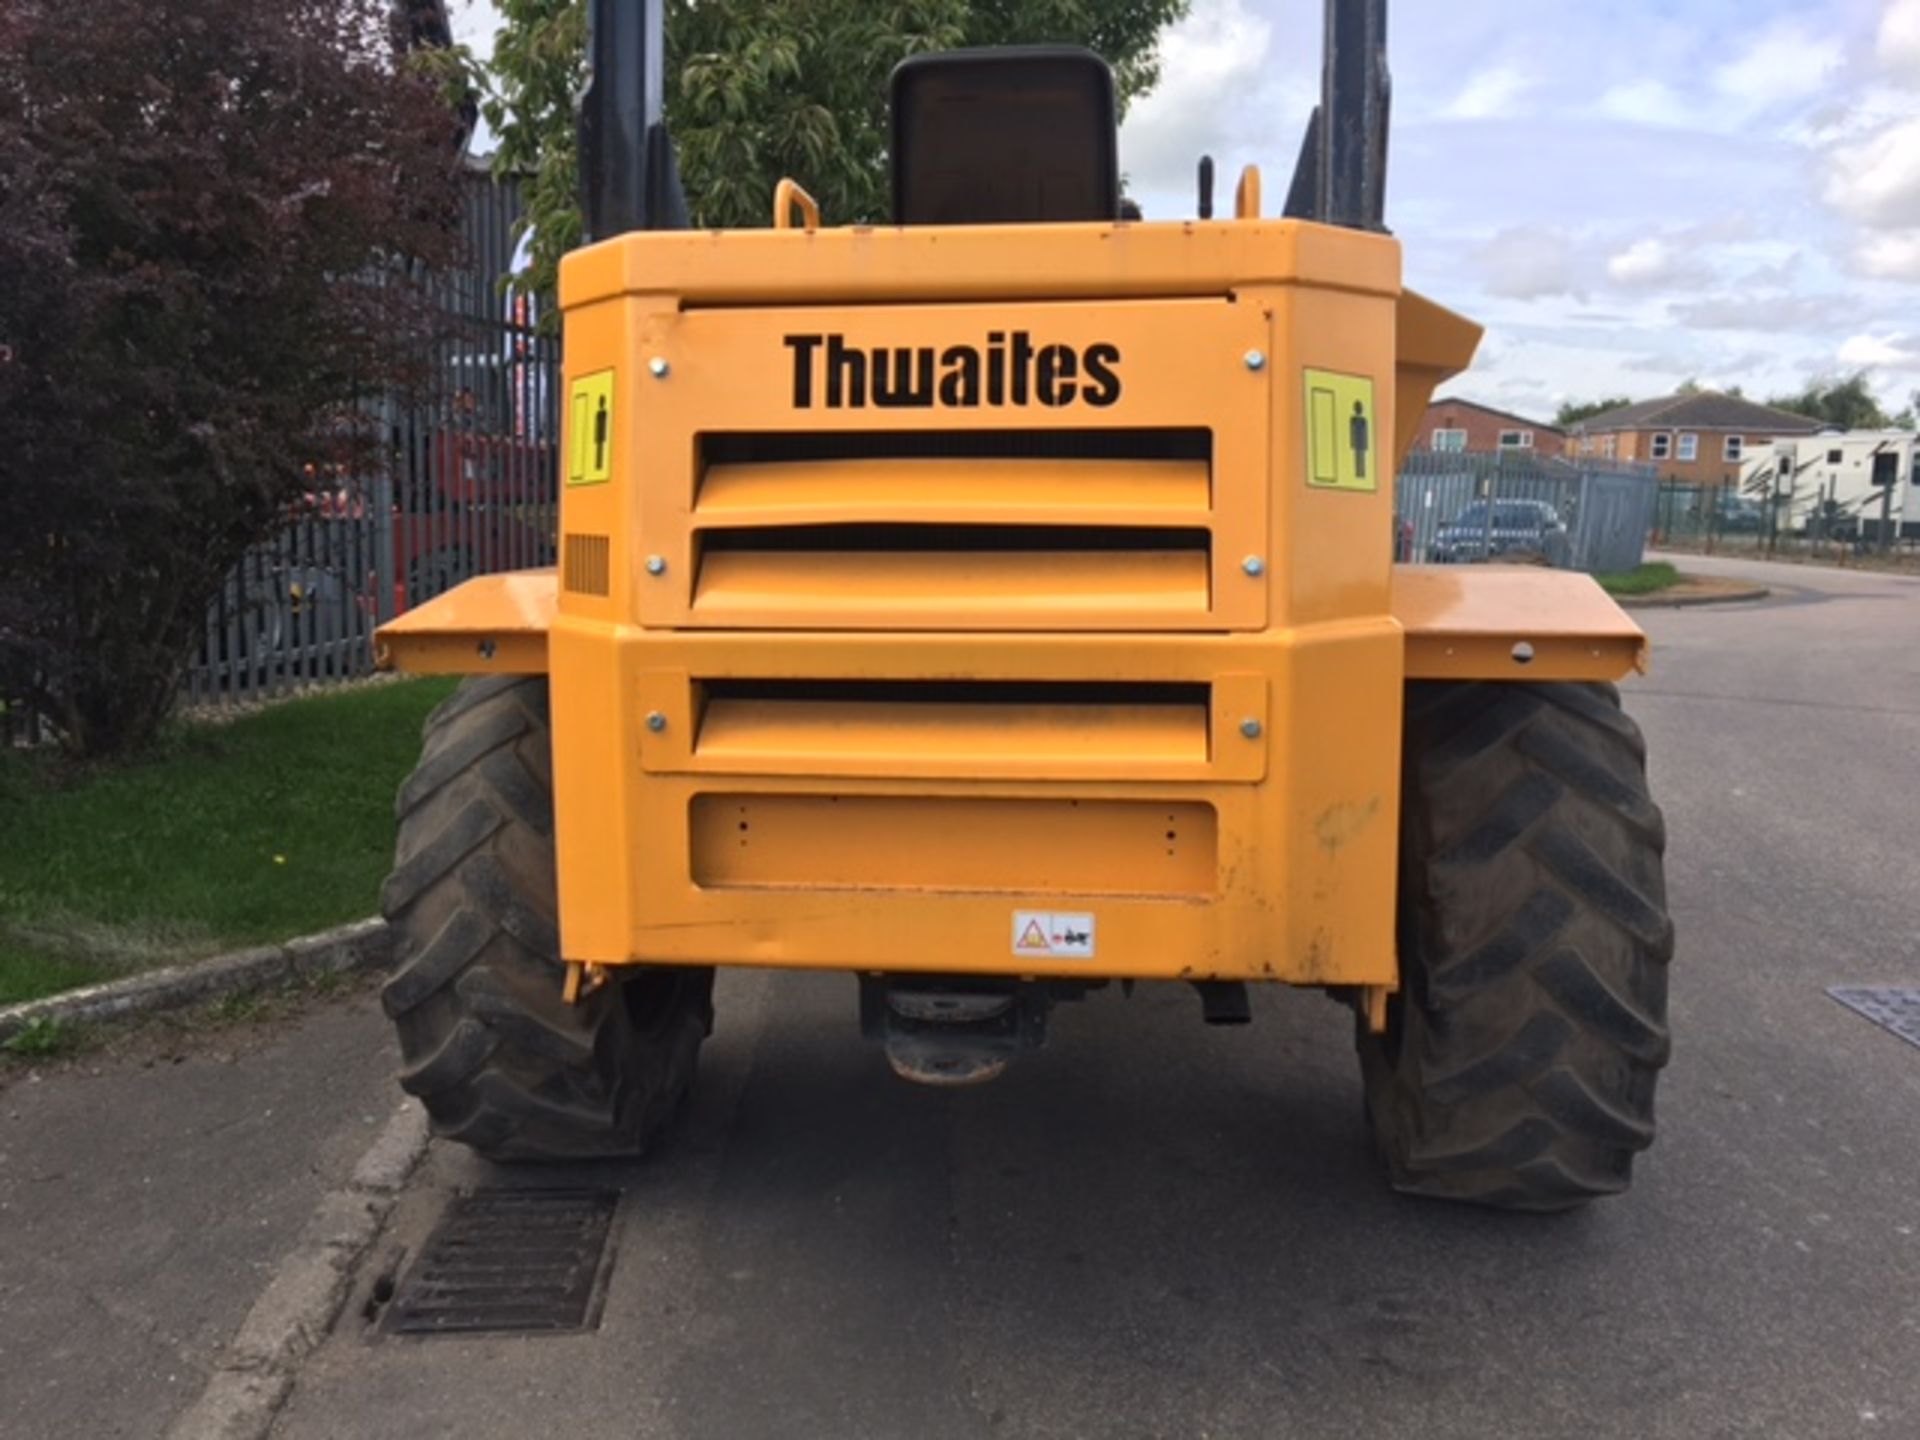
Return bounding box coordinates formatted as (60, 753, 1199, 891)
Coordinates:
(1651, 481, 1920, 563)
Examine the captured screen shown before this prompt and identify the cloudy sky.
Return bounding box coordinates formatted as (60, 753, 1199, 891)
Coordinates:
(451, 0, 1920, 423)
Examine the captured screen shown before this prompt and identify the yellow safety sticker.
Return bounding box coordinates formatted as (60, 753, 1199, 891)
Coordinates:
(1304, 368, 1377, 492)
(566, 369, 615, 486)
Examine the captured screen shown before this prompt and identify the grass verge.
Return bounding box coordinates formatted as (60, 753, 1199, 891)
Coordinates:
(0, 678, 456, 1006)
(1596, 561, 1681, 597)
(0, 967, 371, 1075)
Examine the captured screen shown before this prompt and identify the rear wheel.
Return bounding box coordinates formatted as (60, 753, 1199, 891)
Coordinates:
(380, 674, 713, 1161)
(1361, 680, 1673, 1211)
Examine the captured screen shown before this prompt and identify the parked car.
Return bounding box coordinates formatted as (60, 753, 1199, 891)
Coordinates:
(1713, 494, 1764, 533)
(1428, 498, 1570, 566)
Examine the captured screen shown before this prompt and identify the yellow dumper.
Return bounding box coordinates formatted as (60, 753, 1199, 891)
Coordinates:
(376, 0, 1671, 1210)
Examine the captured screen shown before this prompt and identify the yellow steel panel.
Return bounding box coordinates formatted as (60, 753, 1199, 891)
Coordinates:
(556, 294, 664, 625)
(375, 632, 547, 675)
(1395, 566, 1648, 680)
(690, 794, 1218, 898)
(535, 622, 1398, 984)
(696, 701, 1207, 768)
(610, 770, 1386, 983)
(630, 297, 1270, 632)
(548, 616, 639, 964)
(374, 570, 555, 674)
(635, 661, 1267, 783)
(695, 457, 1209, 523)
(691, 549, 1210, 626)
(558, 218, 1402, 309)
(1274, 618, 1401, 985)
(1264, 282, 1397, 630)
(1393, 292, 1483, 467)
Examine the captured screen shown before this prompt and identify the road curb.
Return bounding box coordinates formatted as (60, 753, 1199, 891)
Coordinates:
(165, 1099, 431, 1440)
(0, 918, 389, 1045)
(1619, 585, 1771, 609)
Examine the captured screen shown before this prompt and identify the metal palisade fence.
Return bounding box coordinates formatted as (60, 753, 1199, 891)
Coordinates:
(1652, 480, 1920, 562)
(181, 165, 559, 710)
(1394, 450, 1659, 574)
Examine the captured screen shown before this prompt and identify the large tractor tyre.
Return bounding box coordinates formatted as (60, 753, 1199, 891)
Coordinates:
(1361, 680, 1673, 1212)
(379, 675, 713, 1162)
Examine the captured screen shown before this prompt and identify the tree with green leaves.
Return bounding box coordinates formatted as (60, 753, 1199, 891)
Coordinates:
(1766, 372, 1894, 431)
(1554, 396, 1633, 428)
(465, 0, 1189, 303)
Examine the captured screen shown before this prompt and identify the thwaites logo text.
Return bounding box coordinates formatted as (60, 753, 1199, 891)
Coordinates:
(784, 332, 1122, 410)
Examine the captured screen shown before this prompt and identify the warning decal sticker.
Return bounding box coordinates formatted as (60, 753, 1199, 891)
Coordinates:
(1304, 368, 1377, 493)
(1012, 911, 1096, 959)
(567, 369, 615, 487)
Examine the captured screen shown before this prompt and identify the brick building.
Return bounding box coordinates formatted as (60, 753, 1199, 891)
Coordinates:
(1414, 397, 1566, 457)
(1567, 391, 1822, 485)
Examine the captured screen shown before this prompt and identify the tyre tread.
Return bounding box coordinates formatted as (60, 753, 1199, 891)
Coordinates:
(1362, 680, 1672, 1212)
(380, 675, 712, 1162)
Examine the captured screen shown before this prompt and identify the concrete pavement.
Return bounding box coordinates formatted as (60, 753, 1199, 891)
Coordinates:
(0, 994, 398, 1440)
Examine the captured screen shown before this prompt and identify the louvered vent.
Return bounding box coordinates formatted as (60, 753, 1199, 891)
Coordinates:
(680, 429, 1222, 630)
(564, 533, 610, 596)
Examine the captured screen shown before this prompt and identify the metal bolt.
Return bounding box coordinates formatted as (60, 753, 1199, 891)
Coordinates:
(645, 554, 667, 576)
(1244, 349, 1267, 371)
(648, 357, 670, 378)
(1241, 555, 1265, 577)
(1240, 718, 1263, 739)
(646, 711, 667, 733)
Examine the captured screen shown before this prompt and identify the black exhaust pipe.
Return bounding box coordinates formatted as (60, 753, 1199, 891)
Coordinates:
(579, 0, 687, 241)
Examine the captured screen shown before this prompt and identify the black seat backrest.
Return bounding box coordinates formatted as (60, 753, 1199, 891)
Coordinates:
(889, 47, 1119, 225)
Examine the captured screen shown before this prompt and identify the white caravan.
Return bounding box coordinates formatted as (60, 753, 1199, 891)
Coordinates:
(1738, 430, 1920, 541)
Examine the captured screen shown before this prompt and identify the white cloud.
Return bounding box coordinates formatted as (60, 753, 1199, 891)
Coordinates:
(1853, 231, 1920, 277)
(1825, 116, 1920, 228)
(1879, 0, 1920, 79)
(1119, 0, 1286, 200)
(1713, 23, 1843, 104)
(1680, 212, 1761, 246)
(1592, 21, 1847, 137)
(1606, 237, 1707, 288)
(1441, 65, 1530, 121)
(1839, 333, 1920, 368)
(1595, 79, 1695, 129)
(1473, 226, 1582, 299)
(1670, 293, 1852, 332)
(1736, 250, 1806, 288)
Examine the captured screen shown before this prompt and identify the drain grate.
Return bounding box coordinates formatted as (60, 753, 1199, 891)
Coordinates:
(1827, 988, 1920, 1051)
(383, 1188, 620, 1336)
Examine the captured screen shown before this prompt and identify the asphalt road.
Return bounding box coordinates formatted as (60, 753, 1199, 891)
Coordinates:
(15, 553, 1920, 1440)
(268, 554, 1920, 1440)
